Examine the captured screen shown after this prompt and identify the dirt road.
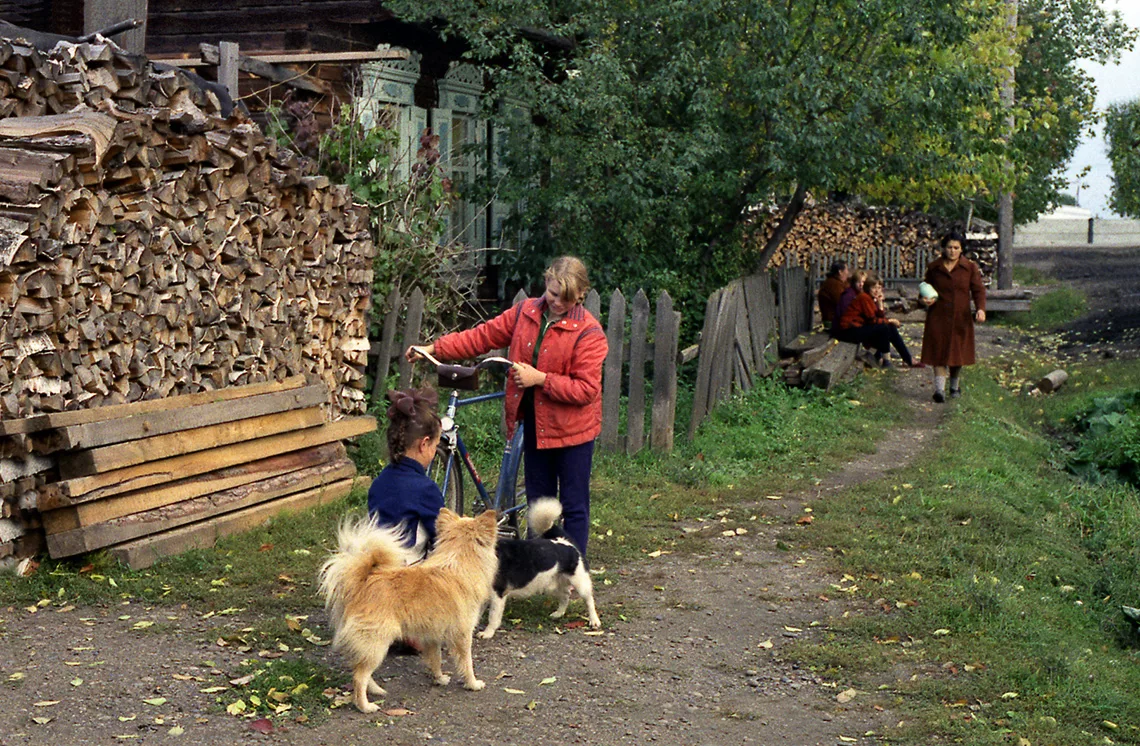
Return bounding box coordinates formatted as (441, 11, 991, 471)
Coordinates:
(1017, 244, 1140, 358)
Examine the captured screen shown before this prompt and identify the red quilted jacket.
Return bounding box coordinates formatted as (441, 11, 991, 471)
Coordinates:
(433, 297, 608, 449)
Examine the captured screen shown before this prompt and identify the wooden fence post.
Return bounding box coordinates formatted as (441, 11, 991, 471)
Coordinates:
(218, 41, 240, 101)
(688, 288, 721, 440)
(600, 290, 626, 452)
(650, 291, 679, 452)
(584, 288, 601, 320)
(396, 288, 424, 389)
(626, 290, 650, 455)
(742, 274, 775, 376)
(370, 289, 401, 406)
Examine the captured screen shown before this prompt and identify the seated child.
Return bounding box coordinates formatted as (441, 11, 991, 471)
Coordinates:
(836, 272, 922, 368)
(367, 386, 444, 560)
(830, 269, 868, 338)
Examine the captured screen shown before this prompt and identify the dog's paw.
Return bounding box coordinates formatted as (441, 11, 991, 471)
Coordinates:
(434, 674, 452, 686)
(588, 616, 602, 628)
(356, 699, 380, 714)
(549, 609, 566, 619)
(465, 679, 485, 691)
(475, 628, 496, 640)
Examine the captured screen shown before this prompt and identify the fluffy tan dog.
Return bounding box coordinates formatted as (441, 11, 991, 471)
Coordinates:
(318, 508, 499, 713)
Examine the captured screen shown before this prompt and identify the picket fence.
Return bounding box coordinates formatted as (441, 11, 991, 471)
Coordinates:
(809, 245, 941, 288)
(369, 267, 809, 454)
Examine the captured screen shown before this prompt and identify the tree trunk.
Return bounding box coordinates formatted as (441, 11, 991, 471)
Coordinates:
(755, 183, 807, 272)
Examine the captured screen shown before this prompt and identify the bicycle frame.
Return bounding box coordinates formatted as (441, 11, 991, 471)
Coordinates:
(438, 389, 526, 521)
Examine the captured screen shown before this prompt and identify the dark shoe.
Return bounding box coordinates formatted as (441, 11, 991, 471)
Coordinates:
(880, 357, 893, 369)
(949, 388, 961, 399)
(933, 391, 946, 403)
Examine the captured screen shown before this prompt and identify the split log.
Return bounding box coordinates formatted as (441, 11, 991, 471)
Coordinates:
(802, 342, 858, 391)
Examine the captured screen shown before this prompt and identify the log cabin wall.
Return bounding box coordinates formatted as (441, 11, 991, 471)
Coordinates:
(0, 33, 374, 420)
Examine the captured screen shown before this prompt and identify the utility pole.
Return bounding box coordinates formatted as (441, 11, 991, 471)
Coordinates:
(996, 0, 1018, 290)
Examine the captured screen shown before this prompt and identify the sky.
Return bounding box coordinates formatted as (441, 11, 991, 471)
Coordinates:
(1061, 0, 1140, 217)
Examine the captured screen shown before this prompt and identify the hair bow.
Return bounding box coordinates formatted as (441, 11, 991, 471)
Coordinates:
(386, 387, 438, 418)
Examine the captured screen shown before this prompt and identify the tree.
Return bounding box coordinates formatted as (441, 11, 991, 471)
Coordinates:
(385, 0, 1130, 327)
(1105, 99, 1140, 218)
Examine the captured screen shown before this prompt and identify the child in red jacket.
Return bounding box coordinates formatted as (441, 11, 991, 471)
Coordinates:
(836, 273, 921, 368)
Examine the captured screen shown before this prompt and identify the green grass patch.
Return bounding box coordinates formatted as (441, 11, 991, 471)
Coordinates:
(588, 371, 907, 565)
(994, 286, 1088, 330)
(1013, 265, 1059, 287)
(792, 355, 1140, 745)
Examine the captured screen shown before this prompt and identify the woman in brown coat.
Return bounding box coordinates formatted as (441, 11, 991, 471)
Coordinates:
(920, 231, 986, 402)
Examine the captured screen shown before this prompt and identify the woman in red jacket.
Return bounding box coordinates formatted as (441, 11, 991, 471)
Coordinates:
(406, 256, 608, 556)
(836, 272, 920, 368)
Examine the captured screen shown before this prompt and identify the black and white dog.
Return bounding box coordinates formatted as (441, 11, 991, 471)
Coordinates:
(477, 498, 601, 639)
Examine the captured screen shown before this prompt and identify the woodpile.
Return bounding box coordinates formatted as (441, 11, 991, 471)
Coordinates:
(0, 377, 375, 569)
(747, 201, 997, 281)
(0, 31, 374, 422)
(778, 333, 876, 391)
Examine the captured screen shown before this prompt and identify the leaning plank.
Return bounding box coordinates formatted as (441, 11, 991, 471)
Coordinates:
(40, 439, 348, 536)
(107, 478, 355, 570)
(45, 384, 328, 451)
(0, 376, 307, 436)
(39, 416, 375, 513)
(688, 289, 722, 440)
(47, 457, 356, 558)
(57, 408, 326, 480)
(802, 342, 858, 391)
(199, 43, 329, 94)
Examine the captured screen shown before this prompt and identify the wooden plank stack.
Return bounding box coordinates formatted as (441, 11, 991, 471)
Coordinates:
(0, 31, 374, 422)
(0, 376, 374, 569)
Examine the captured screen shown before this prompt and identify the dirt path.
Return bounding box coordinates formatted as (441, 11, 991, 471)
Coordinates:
(1, 320, 978, 746)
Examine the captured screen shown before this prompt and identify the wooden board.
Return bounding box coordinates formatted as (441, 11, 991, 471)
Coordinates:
(0, 376, 306, 436)
(106, 477, 355, 570)
(47, 383, 328, 451)
(58, 407, 326, 480)
(626, 289, 650, 455)
(39, 416, 375, 511)
(600, 289, 626, 452)
(46, 458, 356, 557)
(650, 293, 679, 453)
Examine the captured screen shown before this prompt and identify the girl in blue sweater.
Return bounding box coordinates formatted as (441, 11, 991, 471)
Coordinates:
(367, 386, 444, 560)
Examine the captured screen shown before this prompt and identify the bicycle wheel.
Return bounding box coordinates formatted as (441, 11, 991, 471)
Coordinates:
(497, 427, 527, 539)
(433, 448, 465, 515)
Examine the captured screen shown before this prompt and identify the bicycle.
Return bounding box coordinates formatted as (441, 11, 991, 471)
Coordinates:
(408, 346, 527, 539)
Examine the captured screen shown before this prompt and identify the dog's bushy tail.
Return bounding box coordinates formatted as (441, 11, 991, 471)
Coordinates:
(527, 498, 563, 535)
(318, 515, 415, 629)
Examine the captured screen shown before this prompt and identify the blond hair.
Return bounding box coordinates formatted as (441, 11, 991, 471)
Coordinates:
(543, 256, 590, 305)
(849, 269, 869, 289)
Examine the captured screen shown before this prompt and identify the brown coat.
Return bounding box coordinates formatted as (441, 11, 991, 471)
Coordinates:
(817, 276, 847, 323)
(920, 256, 986, 367)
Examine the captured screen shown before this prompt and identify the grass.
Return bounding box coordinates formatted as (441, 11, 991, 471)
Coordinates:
(10, 339, 1139, 740)
(791, 355, 1140, 745)
(1013, 264, 1060, 287)
(992, 285, 1088, 330)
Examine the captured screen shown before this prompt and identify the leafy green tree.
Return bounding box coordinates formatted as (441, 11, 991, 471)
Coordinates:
(1105, 99, 1140, 218)
(385, 0, 1130, 328)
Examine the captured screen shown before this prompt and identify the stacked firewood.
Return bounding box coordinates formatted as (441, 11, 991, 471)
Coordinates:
(747, 201, 996, 280)
(0, 377, 374, 569)
(0, 33, 374, 421)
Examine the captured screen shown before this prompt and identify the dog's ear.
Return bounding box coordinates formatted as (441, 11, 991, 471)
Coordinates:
(436, 508, 457, 530)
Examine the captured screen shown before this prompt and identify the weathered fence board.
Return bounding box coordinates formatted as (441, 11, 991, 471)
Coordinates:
(584, 289, 601, 320)
(396, 288, 425, 389)
(600, 290, 626, 452)
(650, 292, 679, 452)
(688, 288, 722, 441)
(626, 290, 650, 455)
(370, 289, 402, 402)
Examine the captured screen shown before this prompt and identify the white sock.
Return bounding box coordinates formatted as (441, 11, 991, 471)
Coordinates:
(934, 375, 946, 394)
